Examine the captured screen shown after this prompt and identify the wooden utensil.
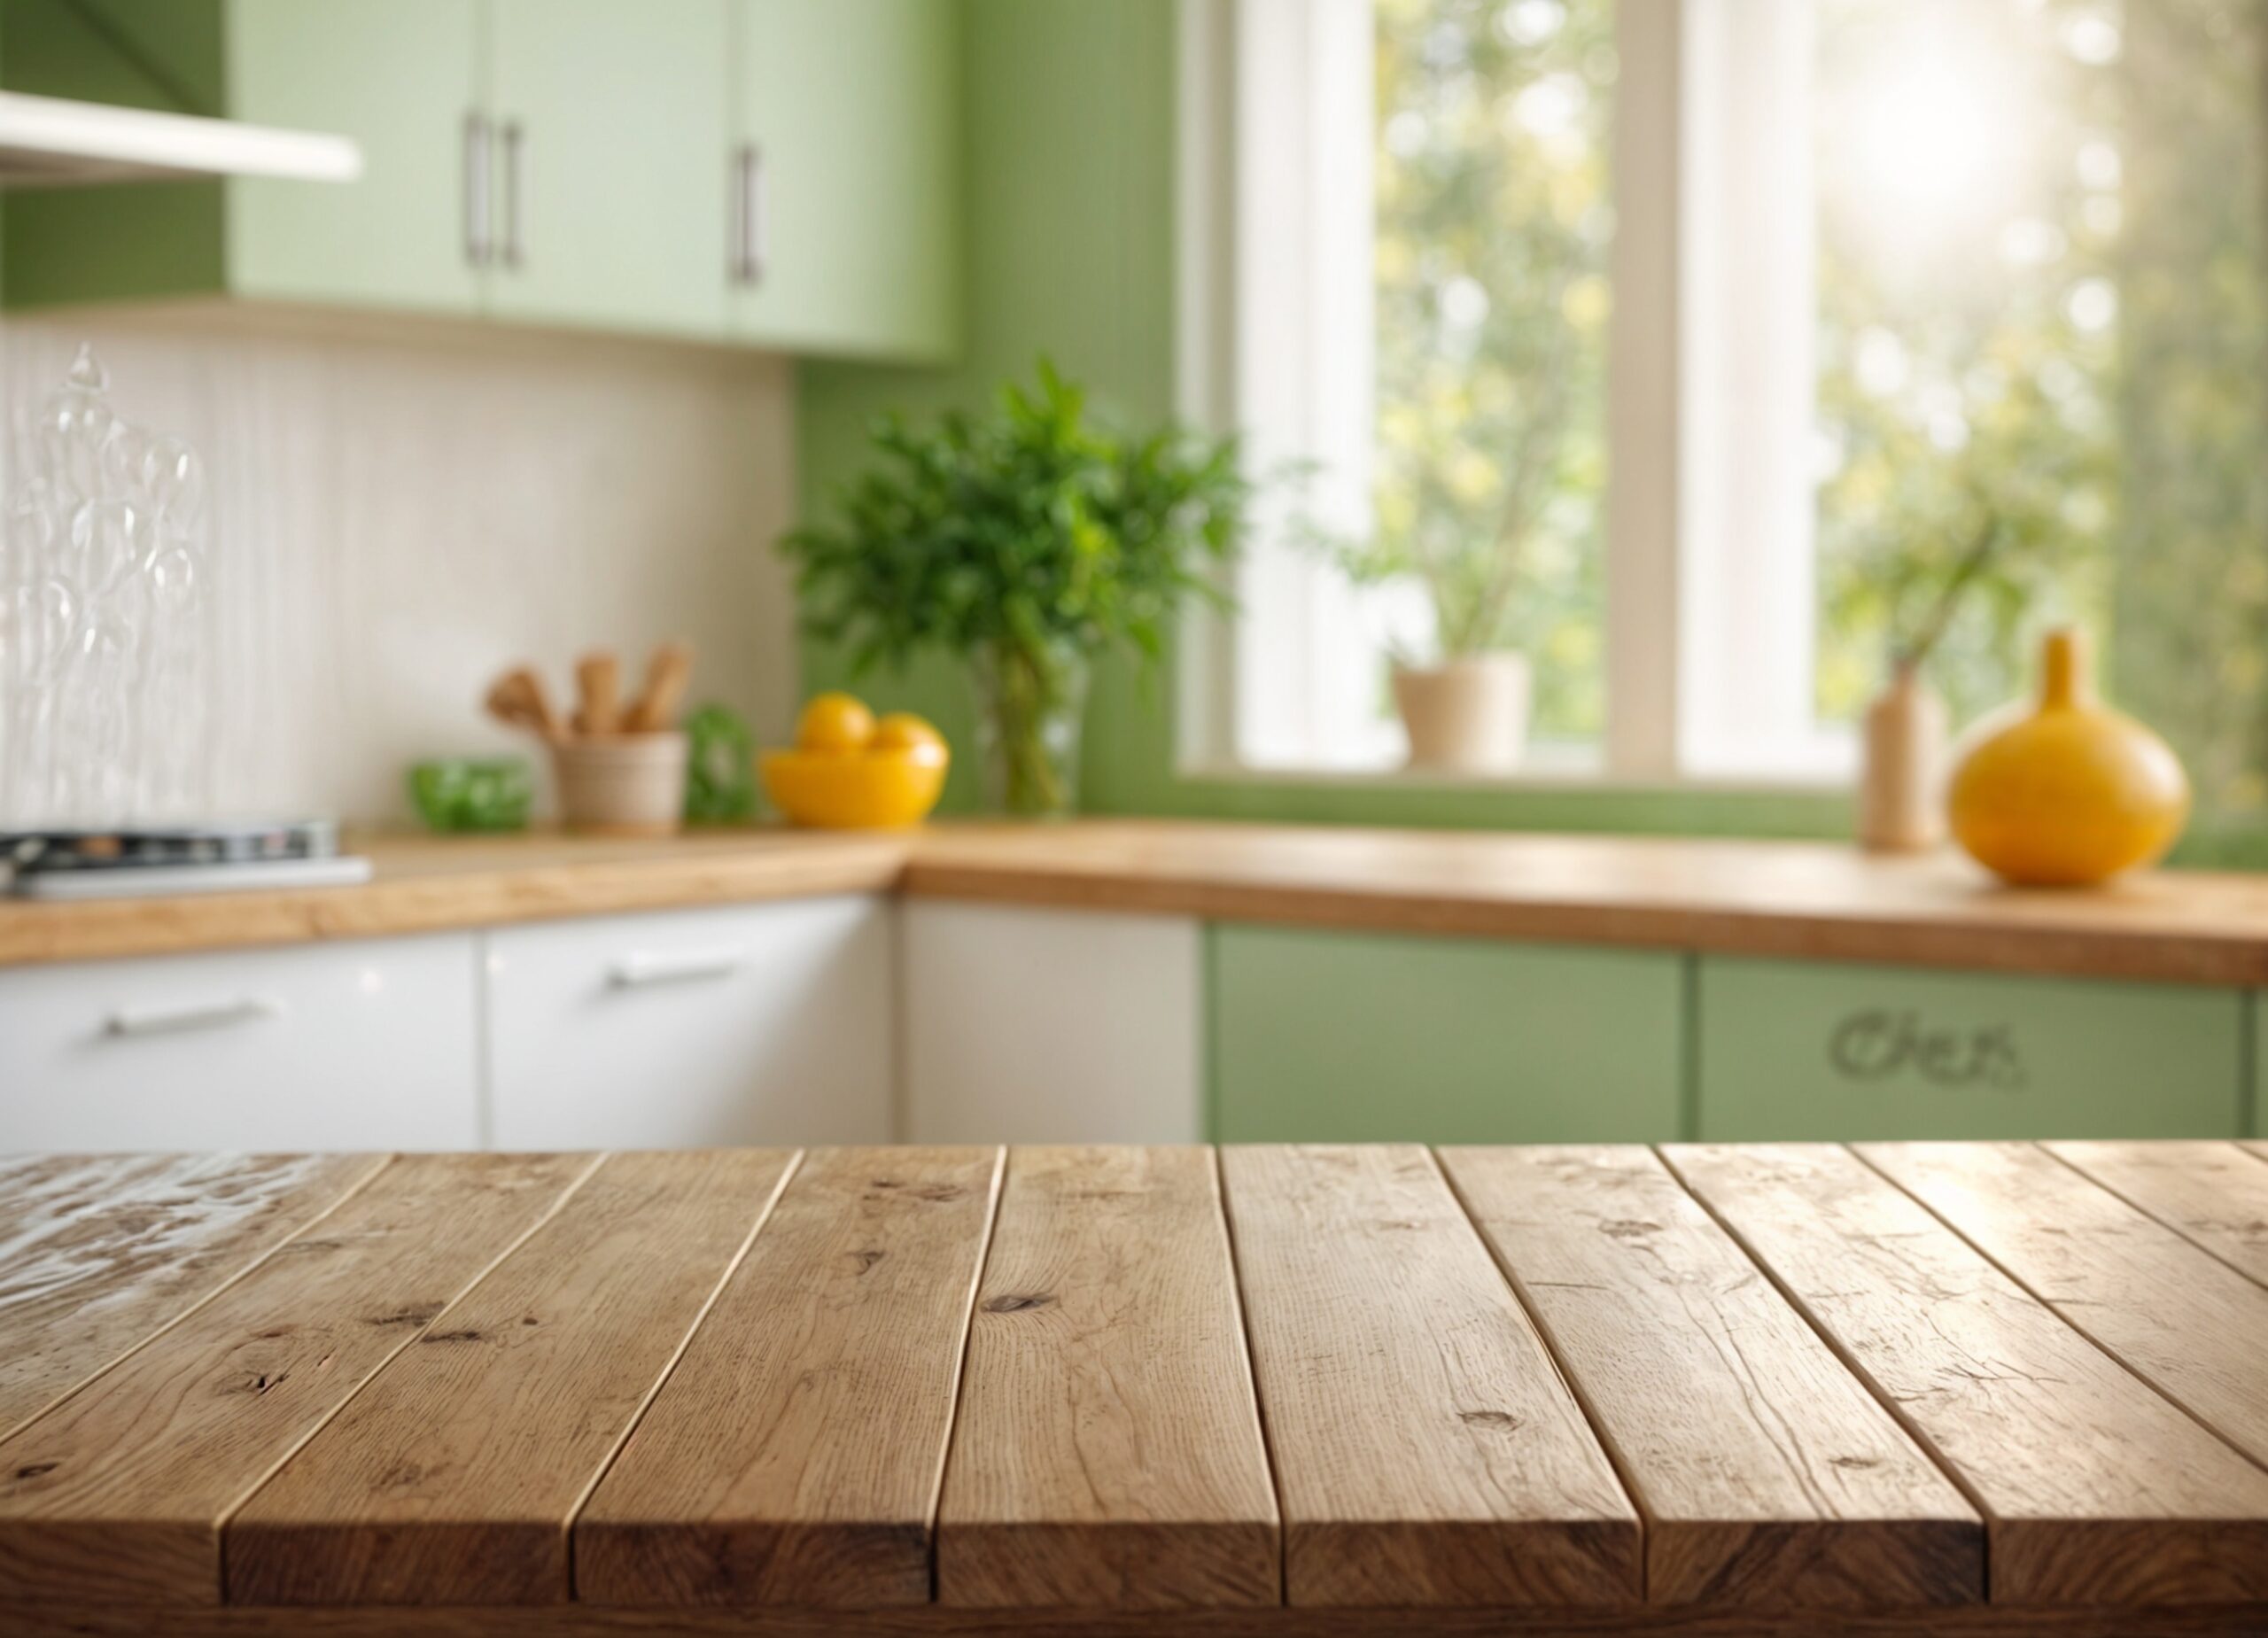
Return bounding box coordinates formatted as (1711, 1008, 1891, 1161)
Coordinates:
(623, 641, 695, 734)
(484, 666, 565, 744)
(575, 651, 623, 738)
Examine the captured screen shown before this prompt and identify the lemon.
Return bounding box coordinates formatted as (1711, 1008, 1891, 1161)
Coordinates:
(796, 693, 875, 755)
(872, 711, 947, 765)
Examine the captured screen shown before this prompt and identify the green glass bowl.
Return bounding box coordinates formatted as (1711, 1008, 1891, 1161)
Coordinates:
(408, 757, 534, 834)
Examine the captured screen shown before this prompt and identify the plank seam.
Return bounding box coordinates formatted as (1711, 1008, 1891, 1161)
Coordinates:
(215, 1151, 612, 1603)
(559, 1146, 809, 1599)
(2036, 1142, 2268, 1295)
(1848, 1143, 2268, 1479)
(1430, 1146, 1656, 1602)
(1648, 1145, 2002, 1591)
(1210, 1144, 1288, 1605)
(924, 1145, 1011, 1604)
(0, 1153, 398, 1448)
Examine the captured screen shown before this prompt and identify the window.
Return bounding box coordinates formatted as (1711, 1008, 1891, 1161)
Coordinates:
(1187, 0, 2268, 822)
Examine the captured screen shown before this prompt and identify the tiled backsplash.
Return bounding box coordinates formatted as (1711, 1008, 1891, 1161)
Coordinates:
(3, 309, 797, 826)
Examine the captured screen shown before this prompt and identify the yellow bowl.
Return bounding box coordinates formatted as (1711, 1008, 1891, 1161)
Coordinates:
(760, 747, 948, 829)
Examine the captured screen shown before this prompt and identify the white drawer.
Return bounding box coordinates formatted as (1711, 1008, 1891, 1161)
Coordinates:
(485, 896, 893, 1149)
(0, 933, 481, 1152)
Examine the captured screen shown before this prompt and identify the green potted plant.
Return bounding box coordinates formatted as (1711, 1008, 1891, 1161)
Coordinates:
(784, 362, 1249, 817)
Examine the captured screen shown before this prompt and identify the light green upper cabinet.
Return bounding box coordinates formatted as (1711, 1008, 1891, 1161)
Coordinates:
(732, 0, 961, 361)
(486, 0, 728, 338)
(226, 0, 482, 315)
(3, 0, 961, 360)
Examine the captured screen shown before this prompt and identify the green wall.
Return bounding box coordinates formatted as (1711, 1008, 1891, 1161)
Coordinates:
(796, 0, 1177, 814)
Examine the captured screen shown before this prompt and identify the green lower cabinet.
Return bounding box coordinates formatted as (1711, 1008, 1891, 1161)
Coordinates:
(1697, 956, 2247, 1140)
(1208, 925, 1685, 1143)
(2253, 991, 2266, 1137)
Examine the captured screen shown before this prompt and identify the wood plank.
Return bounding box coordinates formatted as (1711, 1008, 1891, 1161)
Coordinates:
(0, 1152, 594, 1605)
(0, 1153, 385, 1441)
(575, 1145, 1002, 1607)
(1860, 1143, 2268, 1470)
(1438, 1145, 1981, 1607)
(2044, 1143, 2268, 1289)
(936, 1146, 1278, 1609)
(1218, 1145, 1638, 1607)
(10, 1602, 2268, 1638)
(1664, 1144, 2268, 1606)
(226, 1149, 796, 1606)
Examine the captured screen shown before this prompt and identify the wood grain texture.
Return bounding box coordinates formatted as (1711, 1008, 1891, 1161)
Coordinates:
(226, 1149, 796, 1605)
(575, 1146, 1002, 1607)
(1859, 1143, 2268, 1470)
(1663, 1145, 2268, 1606)
(1438, 1145, 1981, 1608)
(7, 1603, 2268, 1638)
(905, 822, 2268, 986)
(0, 1153, 384, 1441)
(1219, 1145, 1638, 1607)
(2045, 1142, 2268, 1288)
(0, 832, 906, 968)
(9, 820, 2268, 984)
(0, 1153, 594, 1605)
(936, 1147, 1278, 1609)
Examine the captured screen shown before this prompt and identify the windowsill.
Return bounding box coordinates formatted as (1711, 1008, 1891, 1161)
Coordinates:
(1174, 757, 1853, 801)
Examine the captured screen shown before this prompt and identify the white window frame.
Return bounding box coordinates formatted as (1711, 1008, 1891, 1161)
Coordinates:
(1177, 0, 1852, 789)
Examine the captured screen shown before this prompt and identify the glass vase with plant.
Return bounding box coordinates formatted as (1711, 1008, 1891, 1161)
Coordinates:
(783, 362, 1250, 817)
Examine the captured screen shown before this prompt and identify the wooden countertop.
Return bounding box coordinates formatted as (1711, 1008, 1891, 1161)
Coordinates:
(5, 819, 2268, 984)
(2, 1142, 2266, 1634)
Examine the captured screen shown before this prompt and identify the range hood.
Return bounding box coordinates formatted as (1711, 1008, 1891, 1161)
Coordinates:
(0, 91, 361, 188)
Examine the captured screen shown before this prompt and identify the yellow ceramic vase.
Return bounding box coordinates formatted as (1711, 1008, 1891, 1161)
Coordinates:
(1947, 628, 2188, 886)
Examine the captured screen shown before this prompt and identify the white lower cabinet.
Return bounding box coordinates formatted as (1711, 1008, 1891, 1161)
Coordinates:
(902, 899, 1203, 1143)
(0, 933, 482, 1151)
(485, 895, 894, 1149)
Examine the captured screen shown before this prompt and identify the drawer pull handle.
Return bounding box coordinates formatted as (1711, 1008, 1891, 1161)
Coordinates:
(499, 119, 526, 269)
(103, 997, 281, 1039)
(608, 948, 745, 989)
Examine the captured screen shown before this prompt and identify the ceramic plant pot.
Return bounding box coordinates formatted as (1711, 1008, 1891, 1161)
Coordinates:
(1858, 661, 1947, 853)
(1947, 627, 2189, 886)
(1391, 655, 1532, 774)
(553, 732, 689, 837)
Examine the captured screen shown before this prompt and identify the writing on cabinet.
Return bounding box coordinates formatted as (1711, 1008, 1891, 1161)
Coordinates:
(1828, 1010, 2027, 1091)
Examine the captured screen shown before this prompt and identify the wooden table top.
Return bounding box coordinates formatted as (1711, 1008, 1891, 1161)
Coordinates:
(9, 819, 2268, 985)
(2, 1143, 2266, 1636)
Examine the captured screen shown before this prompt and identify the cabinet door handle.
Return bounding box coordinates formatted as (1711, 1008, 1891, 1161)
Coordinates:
(727, 144, 742, 283)
(103, 996, 282, 1039)
(732, 142, 765, 285)
(500, 120, 526, 269)
(608, 947, 746, 989)
(462, 112, 491, 266)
